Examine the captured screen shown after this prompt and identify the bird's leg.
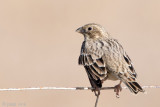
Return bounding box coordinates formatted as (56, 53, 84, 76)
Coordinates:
(114, 81, 122, 98)
(94, 90, 100, 107)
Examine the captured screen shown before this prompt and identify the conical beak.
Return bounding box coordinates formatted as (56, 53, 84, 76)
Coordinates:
(76, 27, 84, 34)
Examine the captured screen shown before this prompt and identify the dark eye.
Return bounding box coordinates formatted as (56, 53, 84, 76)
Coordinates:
(88, 27, 92, 31)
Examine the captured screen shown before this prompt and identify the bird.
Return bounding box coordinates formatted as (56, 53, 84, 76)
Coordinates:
(76, 23, 144, 97)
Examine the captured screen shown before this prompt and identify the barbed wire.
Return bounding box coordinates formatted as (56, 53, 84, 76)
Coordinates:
(0, 85, 159, 91)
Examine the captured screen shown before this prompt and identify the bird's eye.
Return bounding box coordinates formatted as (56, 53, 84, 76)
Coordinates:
(88, 27, 92, 31)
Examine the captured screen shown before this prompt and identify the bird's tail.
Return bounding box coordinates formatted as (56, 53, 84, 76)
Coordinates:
(123, 81, 145, 94)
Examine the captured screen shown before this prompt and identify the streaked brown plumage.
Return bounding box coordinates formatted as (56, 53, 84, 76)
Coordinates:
(76, 23, 144, 97)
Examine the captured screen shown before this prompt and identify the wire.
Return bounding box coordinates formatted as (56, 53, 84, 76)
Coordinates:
(0, 85, 159, 91)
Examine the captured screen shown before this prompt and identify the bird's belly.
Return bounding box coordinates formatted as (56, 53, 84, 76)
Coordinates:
(107, 72, 119, 81)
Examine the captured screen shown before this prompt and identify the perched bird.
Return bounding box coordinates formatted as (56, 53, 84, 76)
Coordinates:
(76, 23, 144, 97)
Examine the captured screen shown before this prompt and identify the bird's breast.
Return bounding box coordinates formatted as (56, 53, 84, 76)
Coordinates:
(107, 72, 119, 81)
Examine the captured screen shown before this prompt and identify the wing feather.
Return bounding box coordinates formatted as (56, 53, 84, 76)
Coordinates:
(123, 53, 137, 78)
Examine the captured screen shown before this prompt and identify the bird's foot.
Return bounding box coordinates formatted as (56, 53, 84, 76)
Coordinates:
(92, 87, 100, 96)
(114, 84, 122, 98)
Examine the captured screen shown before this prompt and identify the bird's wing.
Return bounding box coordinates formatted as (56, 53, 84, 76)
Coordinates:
(123, 51, 144, 93)
(78, 41, 108, 88)
(109, 39, 137, 79)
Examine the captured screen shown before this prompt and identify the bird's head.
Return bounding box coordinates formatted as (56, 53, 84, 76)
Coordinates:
(76, 23, 109, 40)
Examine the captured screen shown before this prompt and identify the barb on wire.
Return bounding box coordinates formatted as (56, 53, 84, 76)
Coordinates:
(0, 85, 159, 91)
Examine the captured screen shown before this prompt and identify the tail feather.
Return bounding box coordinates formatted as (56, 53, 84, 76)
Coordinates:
(124, 81, 144, 94)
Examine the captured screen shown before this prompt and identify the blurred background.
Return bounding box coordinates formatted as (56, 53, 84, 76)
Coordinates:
(0, 0, 160, 107)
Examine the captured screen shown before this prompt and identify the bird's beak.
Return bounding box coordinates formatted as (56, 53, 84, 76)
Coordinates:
(76, 27, 84, 34)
